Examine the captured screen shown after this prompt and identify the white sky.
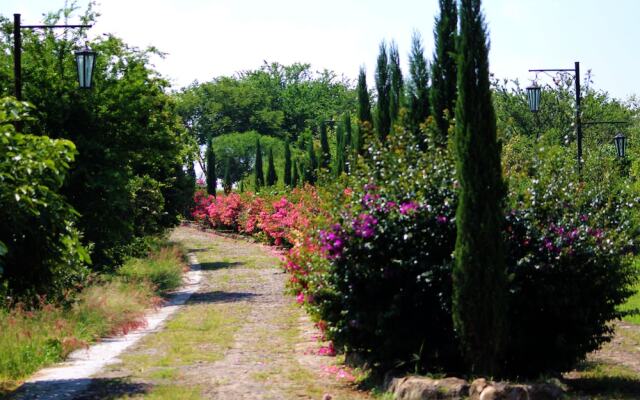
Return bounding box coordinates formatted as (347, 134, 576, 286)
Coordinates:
(3, 0, 640, 100)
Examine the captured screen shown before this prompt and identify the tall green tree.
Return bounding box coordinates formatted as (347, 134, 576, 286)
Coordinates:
(306, 141, 318, 184)
(292, 160, 299, 187)
(254, 138, 264, 191)
(319, 121, 331, 169)
(334, 122, 345, 176)
(452, 0, 507, 376)
(223, 157, 233, 194)
(389, 41, 404, 127)
(431, 0, 458, 142)
(266, 147, 278, 186)
(284, 138, 292, 186)
(206, 138, 217, 196)
(343, 112, 353, 172)
(356, 67, 373, 125)
(375, 42, 391, 142)
(408, 31, 431, 144)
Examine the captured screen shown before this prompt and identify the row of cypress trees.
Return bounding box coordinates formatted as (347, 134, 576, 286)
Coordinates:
(356, 0, 458, 147)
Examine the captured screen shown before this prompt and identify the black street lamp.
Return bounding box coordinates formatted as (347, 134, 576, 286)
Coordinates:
(13, 13, 95, 101)
(74, 44, 97, 89)
(527, 61, 629, 174)
(614, 133, 627, 158)
(526, 83, 541, 113)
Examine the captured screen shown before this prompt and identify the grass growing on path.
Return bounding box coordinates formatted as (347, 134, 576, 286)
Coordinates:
(0, 240, 186, 395)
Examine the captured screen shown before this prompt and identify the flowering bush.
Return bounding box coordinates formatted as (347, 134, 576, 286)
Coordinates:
(191, 129, 638, 378)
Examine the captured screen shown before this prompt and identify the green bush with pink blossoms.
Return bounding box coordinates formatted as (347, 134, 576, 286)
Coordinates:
(191, 126, 638, 378)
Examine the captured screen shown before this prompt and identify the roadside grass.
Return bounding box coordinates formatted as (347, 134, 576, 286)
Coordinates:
(0, 238, 187, 395)
(564, 361, 640, 399)
(621, 257, 640, 324)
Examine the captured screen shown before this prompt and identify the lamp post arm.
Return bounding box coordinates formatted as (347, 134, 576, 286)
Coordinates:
(13, 12, 93, 126)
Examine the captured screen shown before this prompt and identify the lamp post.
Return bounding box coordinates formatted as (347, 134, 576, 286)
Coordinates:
(13, 13, 96, 102)
(527, 61, 629, 174)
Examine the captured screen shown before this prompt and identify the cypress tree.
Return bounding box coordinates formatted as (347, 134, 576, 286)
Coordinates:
(254, 138, 264, 191)
(408, 31, 431, 145)
(452, 0, 507, 376)
(239, 179, 244, 193)
(306, 141, 318, 184)
(223, 157, 232, 194)
(284, 139, 292, 186)
(319, 121, 331, 170)
(356, 67, 373, 125)
(206, 138, 217, 196)
(389, 40, 404, 127)
(431, 0, 458, 142)
(334, 122, 345, 176)
(266, 147, 277, 186)
(375, 41, 391, 142)
(292, 160, 299, 187)
(343, 113, 352, 173)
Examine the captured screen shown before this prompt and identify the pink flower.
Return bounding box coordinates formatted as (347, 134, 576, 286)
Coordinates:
(296, 292, 305, 304)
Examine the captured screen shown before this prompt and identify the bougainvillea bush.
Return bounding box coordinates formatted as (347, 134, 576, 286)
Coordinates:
(191, 126, 638, 378)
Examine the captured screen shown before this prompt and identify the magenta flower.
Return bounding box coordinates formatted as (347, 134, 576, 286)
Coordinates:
(353, 213, 378, 238)
(436, 215, 448, 224)
(399, 201, 419, 215)
(319, 224, 346, 259)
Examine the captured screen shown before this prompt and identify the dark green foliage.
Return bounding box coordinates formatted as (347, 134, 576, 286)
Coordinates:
(452, 0, 507, 376)
(356, 67, 373, 125)
(292, 161, 299, 187)
(223, 157, 233, 194)
(305, 141, 318, 184)
(254, 138, 264, 191)
(206, 138, 217, 196)
(389, 41, 404, 126)
(319, 121, 331, 170)
(375, 42, 391, 142)
(0, 8, 194, 269)
(266, 147, 278, 186)
(408, 31, 431, 146)
(431, 0, 458, 141)
(0, 98, 90, 302)
(284, 139, 292, 186)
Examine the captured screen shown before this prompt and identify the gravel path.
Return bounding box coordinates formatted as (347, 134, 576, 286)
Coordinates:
(9, 226, 368, 399)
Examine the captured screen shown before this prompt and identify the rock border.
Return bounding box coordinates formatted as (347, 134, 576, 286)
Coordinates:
(386, 375, 564, 400)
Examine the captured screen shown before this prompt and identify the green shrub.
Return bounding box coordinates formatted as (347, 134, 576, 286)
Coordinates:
(313, 126, 462, 372)
(0, 98, 90, 304)
(503, 147, 639, 377)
